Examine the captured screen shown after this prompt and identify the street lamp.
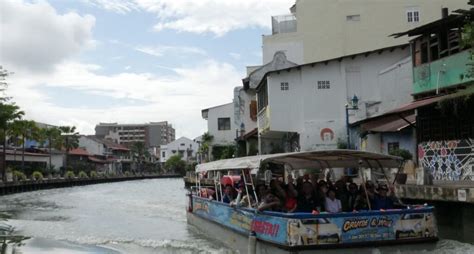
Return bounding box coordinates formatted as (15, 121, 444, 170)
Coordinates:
(345, 94, 359, 149)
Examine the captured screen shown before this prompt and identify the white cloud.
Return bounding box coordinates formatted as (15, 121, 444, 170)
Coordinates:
(84, 0, 293, 36)
(229, 52, 241, 60)
(135, 45, 207, 58)
(8, 59, 242, 138)
(124, 65, 131, 70)
(0, 0, 96, 73)
(81, 0, 139, 14)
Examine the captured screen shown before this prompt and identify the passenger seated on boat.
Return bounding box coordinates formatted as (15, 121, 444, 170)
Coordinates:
(256, 184, 268, 201)
(296, 182, 322, 213)
(230, 182, 256, 208)
(283, 177, 298, 213)
(373, 184, 395, 210)
(310, 174, 319, 190)
(222, 185, 235, 204)
(353, 182, 375, 210)
(347, 182, 359, 211)
(325, 188, 342, 213)
(257, 192, 282, 212)
(335, 180, 350, 212)
(270, 179, 287, 202)
(313, 180, 328, 212)
(200, 188, 216, 200)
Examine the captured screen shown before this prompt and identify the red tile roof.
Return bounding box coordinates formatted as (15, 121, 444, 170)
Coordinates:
(68, 148, 90, 156)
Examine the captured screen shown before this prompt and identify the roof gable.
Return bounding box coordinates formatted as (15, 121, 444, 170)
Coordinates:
(243, 51, 297, 90)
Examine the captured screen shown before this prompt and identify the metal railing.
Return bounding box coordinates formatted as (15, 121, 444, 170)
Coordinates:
(272, 15, 297, 35)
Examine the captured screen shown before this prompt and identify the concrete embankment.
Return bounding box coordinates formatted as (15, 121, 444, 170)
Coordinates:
(0, 174, 181, 196)
(396, 183, 474, 243)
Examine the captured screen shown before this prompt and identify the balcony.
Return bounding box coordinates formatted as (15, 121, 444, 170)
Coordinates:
(257, 107, 270, 134)
(413, 50, 474, 94)
(271, 15, 297, 35)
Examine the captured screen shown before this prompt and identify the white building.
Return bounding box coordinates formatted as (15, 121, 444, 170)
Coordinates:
(256, 44, 413, 153)
(263, 0, 470, 64)
(201, 102, 237, 160)
(234, 51, 298, 155)
(202, 103, 236, 146)
(160, 137, 199, 163)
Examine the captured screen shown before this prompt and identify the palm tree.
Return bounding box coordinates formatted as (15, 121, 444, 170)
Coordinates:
(200, 132, 214, 162)
(58, 126, 79, 170)
(10, 120, 38, 171)
(43, 127, 62, 171)
(0, 103, 23, 181)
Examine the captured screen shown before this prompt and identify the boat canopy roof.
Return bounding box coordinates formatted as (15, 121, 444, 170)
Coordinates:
(195, 150, 402, 173)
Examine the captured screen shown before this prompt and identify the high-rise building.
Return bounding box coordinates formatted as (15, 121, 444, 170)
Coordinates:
(95, 122, 175, 148)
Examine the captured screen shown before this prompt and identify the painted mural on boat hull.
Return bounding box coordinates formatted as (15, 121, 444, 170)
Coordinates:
(191, 197, 437, 248)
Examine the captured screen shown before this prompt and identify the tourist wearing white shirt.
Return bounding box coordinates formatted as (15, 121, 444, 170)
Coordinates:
(325, 189, 342, 213)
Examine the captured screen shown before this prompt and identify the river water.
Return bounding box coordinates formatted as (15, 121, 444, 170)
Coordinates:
(0, 178, 473, 253)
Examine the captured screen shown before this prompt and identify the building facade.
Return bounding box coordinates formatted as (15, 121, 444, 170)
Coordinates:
(256, 45, 413, 153)
(78, 136, 132, 173)
(95, 122, 175, 148)
(235, 51, 298, 155)
(263, 0, 470, 65)
(393, 7, 474, 181)
(201, 103, 237, 160)
(160, 137, 199, 163)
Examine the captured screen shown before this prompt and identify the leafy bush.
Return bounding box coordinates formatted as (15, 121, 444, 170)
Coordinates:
(89, 171, 97, 178)
(78, 171, 88, 179)
(31, 171, 43, 181)
(165, 155, 186, 175)
(124, 171, 131, 176)
(337, 138, 348, 149)
(64, 170, 75, 179)
(13, 170, 26, 181)
(389, 149, 413, 161)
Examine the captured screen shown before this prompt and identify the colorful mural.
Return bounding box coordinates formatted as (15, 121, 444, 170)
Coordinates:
(418, 139, 474, 181)
(191, 197, 437, 247)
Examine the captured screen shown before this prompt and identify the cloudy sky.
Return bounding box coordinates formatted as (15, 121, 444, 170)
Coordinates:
(0, 0, 293, 138)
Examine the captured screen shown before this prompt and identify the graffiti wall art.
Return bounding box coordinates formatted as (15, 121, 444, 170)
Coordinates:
(418, 139, 474, 181)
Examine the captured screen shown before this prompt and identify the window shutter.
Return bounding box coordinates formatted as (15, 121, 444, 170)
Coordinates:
(250, 100, 257, 121)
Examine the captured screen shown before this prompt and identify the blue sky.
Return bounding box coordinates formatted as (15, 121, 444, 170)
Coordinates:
(1, 0, 293, 138)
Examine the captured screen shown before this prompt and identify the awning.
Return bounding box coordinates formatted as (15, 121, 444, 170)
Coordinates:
(195, 150, 402, 172)
(361, 113, 416, 133)
(88, 156, 109, 164)
(384, 96, 447, 115)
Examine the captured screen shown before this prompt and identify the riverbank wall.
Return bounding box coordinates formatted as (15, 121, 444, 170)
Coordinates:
(0, 174, 181, 196)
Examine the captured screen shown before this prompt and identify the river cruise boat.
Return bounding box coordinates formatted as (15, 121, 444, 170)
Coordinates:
(186, 150, 438, 253)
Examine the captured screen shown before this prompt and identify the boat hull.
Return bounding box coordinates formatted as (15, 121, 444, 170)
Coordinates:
(187, 196, 438, 253)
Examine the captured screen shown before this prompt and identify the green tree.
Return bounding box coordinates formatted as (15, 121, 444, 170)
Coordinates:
(10, 120, 38, 171)
(38, 126, 62, 171)
(0, 66, 25, 181)
(199, 132, 213, 162)
(164, 154, 186, 175)
(130, 141, 149, 172)
(0, 103, 23, 181)
(58, 126, 79, 170)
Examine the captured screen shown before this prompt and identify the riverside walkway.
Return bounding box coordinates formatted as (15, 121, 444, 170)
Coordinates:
(0, 174, 181, 196)
(395, 180, 474, 204)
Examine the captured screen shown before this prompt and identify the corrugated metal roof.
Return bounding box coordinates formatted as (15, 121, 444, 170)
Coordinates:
(361, 113, 416, 133)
